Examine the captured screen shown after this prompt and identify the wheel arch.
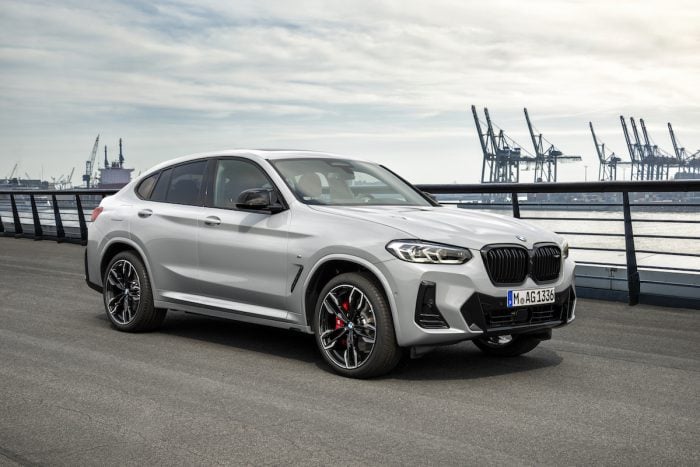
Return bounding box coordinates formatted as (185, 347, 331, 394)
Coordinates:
(99, 238, 154, 290)
(302, 255, 400, 337)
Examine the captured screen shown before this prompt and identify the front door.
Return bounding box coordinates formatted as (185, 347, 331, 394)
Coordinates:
(196, 158, 290, 313)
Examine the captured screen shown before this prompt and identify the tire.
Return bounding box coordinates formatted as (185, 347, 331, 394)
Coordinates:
(102, 251, 166, 332)
(472, 334, 541, 357)
(314, 272, 401, 378)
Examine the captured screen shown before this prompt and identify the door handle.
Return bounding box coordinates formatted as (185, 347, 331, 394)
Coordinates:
(204, 216, 221, 226)
(137, 209, 153, 218)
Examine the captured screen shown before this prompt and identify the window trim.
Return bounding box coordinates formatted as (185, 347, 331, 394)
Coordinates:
(137, 158, 211, 206)
(204, 156, 288, 213)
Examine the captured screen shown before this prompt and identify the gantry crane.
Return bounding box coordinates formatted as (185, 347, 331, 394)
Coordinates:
(6, 162, 18, 181)
(669, 123, 700, 177)
(472, 105, 531, 183)
(620, 117, 647, 180)
(524, 108, 582, 183)
(82, 134, 100, 188)
(640, 119, 676, 180)
(590, 122, 628, 181)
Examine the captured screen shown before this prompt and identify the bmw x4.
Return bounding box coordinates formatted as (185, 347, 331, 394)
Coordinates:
(85, 150, 576, 378)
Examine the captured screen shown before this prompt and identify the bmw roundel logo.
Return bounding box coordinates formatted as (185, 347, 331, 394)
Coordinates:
(516, 235, 527, 242)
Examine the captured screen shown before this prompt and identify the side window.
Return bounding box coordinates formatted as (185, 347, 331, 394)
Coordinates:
(165, 161, 207, 206)
(213, 159, 273, 209)
(150, 168, 172, 202)
(136, 173, 159, 199)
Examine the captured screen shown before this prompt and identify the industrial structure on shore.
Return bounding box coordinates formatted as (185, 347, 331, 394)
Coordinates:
(472, 105, 700, 183)
(82, 136, 134, 189)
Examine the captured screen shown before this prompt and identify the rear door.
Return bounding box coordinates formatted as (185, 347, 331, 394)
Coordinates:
(196, 157, 291, 312)
(131, 159, 209, 302)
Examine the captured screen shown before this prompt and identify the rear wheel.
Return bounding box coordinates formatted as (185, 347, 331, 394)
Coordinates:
(473, 334, 541, 357)
(103, 251, 166, 332)
(314, 272, 401, 378)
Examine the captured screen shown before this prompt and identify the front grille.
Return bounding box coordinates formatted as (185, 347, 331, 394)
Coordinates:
(532, 245, 562, 282)
(482, 243, 562, 285)
(482, 247, 529, 285)
(481, 303, 561, 329)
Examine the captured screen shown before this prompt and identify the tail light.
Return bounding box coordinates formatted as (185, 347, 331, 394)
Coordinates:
(91, 206, 104, 222)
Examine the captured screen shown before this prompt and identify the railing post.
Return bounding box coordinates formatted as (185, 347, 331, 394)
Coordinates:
(622, 191, 640, 305)
(0, 199, 4, 234)
(75, 194, 88, 244)
(30, 194, 43, 239)
(52, 194, 65, 242)
(10, 194, 23, 237)
(511, 192, 521, 218)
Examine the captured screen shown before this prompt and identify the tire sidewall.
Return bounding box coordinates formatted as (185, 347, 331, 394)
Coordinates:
(313, 272, 399, 378)
(102, 251, 152, 332)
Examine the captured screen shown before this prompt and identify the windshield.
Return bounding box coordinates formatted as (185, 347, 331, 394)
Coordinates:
(270, 158, 432, 207)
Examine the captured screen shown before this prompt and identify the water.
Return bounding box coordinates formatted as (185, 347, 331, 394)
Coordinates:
(457, 207, 700, 271)
(1, 202, 698, 272)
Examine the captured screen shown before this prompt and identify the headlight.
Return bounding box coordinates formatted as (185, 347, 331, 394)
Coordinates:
(562, 240, 569, 259)
(386, 240, 472, 264)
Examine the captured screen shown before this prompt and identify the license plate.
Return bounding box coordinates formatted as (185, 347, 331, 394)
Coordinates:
(507, 287, 555, 308)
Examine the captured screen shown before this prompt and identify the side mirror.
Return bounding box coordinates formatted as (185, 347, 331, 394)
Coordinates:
(235, 188, 285, 213)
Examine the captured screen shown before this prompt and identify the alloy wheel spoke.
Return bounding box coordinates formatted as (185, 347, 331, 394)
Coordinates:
(320, 328, 347, 350)
(108, 269, 125, 290)
(123, 295, 131, 322)
(323, 296, 348, 323)
(353, 324, 376, 343)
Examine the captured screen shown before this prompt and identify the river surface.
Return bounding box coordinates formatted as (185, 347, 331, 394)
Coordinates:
(2, 204, 698, 271)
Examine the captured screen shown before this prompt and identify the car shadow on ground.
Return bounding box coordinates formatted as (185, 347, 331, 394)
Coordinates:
(110, 311, 563, 381)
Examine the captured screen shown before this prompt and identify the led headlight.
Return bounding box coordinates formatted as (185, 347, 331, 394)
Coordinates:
(562, 240, 569, 259)
(386, 240, 472, 264)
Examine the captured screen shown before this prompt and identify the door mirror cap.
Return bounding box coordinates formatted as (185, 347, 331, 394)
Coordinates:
(235, 188, 285, 213)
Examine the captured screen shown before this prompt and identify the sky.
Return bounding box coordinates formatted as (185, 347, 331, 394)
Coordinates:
(1, 0, 699, 184)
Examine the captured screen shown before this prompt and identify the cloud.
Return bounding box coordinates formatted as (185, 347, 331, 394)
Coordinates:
(0, 0, 699, 182)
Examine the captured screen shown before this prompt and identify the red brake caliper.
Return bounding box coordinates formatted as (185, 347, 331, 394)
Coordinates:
(335, 301, 350, 329)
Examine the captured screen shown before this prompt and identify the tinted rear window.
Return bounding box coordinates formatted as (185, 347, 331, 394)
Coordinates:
(136, 173, 159, 199)
(150, 168, 171, 202)
(165, 161, 207, 206)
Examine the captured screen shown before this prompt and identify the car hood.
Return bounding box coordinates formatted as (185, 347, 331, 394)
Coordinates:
(309, 205, 561, 250)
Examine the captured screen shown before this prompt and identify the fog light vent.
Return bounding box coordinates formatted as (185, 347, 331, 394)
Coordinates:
(415, 281, 449, 329)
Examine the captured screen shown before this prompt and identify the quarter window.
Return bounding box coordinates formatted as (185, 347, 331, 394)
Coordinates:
(136, 173, 158, 199)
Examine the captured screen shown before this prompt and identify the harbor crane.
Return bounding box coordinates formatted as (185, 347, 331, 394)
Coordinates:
(5, 163, 18, 181)
(82, 134, 100, 188)
(589, 122, 628, 181)
(620, 116, 644, 180)
(669, 123, 700, 178)
(523, 108, 582, 183)
(640, 118, 675, 180)
(472, 105, 530, 183)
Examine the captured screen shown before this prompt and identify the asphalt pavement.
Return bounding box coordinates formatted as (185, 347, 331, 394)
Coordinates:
(0, 237, 698, 466)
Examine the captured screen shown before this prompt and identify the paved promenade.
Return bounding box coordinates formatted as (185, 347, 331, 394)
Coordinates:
(0, 238, 698, 465)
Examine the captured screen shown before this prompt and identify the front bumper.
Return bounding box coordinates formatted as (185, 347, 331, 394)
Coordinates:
(377, 252, 576, 347)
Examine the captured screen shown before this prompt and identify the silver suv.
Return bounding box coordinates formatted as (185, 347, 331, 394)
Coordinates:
(86, 150, 576, 378)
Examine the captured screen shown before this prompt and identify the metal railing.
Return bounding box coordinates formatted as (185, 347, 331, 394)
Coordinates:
(2, 180, 699, 306)
(0, 190, 117, 244)
(416, 179, 700, 306)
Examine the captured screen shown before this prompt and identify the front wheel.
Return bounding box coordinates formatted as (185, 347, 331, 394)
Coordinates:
(472, 334, 541, 357)
(314, 272, 401, 378)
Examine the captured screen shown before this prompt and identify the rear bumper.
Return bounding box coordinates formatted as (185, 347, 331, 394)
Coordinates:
(84, 248, 103, 293)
